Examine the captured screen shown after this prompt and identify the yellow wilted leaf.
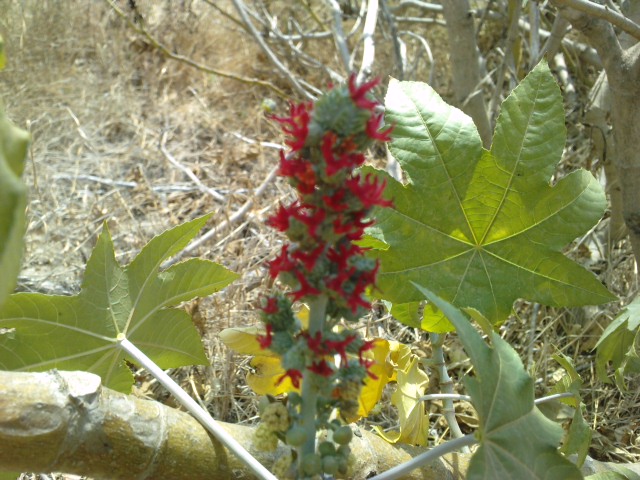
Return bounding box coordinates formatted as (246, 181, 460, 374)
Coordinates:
(387, 340, 413, 380)
(247, 355, 299, 396)
(219, 327, 275, 357)
(356, 339, 417, 419)
(374, 357, 430, 445)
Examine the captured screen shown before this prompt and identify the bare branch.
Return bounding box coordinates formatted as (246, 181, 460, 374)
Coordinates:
(231, 0, 315, 100)
(326, 0, 354, 73)
(538, 14, 571, 60)
(104, 0, 288, 99)
(556, 0, 640, 40)
(551, 0, 624, 69)
(381, 0, 407, 80)
(159, 131, 225, 203)
(358, 0, 380, 81)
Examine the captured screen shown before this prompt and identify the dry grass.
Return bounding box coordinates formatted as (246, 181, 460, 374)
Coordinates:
(1, 1, 639, 478)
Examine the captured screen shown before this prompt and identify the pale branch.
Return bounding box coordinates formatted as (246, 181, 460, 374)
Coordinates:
(162, 162, 279, 269)
(440, 0, 493, 148)
(488, 0, 522, 121)
(1, 370, 638, 479)
(538, 14, 571, 60)
(429, 333, 470, 454)
(159, 131, 226, 203)
(554, 0, 640, 40)
(326, 0, 353, 73)
(231, 0, 314, 100)
(103, 0, 288, 99)
(380, 0, 407, 80)
(551, 0, 624, 66)
(550, 0, 640, 266)
(357, 0, 380, 82)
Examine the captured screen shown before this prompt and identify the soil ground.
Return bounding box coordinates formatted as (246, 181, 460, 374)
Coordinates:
(1, 1, 639, 478)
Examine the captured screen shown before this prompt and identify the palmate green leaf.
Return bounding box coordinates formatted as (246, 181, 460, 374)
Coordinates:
(415, 284, 582, 479)
(595, 296, 640, 390)
(0, 215, 239, 392)
(367, 61, 614, 331)
(0, 107, 29, 308)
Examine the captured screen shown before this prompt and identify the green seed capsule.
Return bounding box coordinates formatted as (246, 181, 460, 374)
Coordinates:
(285, 426, 308, 447)
(318, 441, 336, 457)
(322, 455, 340, 475)
(333, 426, 353, 445)
(257, 396, 271, 415)
(301, 453, 322, 476)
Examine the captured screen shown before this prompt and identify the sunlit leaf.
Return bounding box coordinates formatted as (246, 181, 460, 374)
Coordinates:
(416, 284, 582, 479)
(367, 61, 615, 332)
(0, 215, 238, 392)
(551, 353, 591, 467)
(0, 107, 29, 308)
(219, 326, 273, 357)
(595, 296, 640, 390)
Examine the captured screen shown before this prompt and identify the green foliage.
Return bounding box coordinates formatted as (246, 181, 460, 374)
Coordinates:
(366, 61, 615, 332)
(0, 215, 238, 392)
(415, 284, 582, 479)
(586, 469, 640, 480)
(0, 106, 29, 308)
(551, 353, 591, 467)
(595, 296, 640, 390)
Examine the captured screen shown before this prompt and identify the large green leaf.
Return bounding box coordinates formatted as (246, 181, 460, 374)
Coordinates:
(595, 296, 640, 390)
(415, 284, 582, 479)
(0, 106, 29, 308)
(367, 61, 614, 331)
(0, 215, 239, 391)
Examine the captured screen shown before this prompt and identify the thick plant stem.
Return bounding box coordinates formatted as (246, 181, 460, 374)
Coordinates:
(299, 294, 329, 462)
(430, 333, 470, 454)
(117, 336, 277, 480)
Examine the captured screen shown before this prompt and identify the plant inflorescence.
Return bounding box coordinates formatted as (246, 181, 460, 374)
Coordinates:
(253, 76, 393, 478)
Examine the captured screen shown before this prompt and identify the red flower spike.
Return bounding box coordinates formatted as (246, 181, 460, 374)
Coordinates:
(268, 245, 296, 279)
(277, 368, 303, 389)
(279, 152, 316, 192)
(347, 175, 394, 209)
(308, 360, 334, 377)
(323, 189, 350, 212)
(270, 102, 312, 152)
(304, 331, 326, 356)
(267, 202, 298, 232)
(327, 243, 362, 271)
(292, 244, 325, 271)
(293, 205, 326, 237)
(322, 133, 351, 176)
(325, 335, 357, 365)
(291, 270, 321, 301)
(261, 297, 280, 315)
(348, 75, 380, 110)
(257, 324, 273, 349)
(365, 113, 394, 142)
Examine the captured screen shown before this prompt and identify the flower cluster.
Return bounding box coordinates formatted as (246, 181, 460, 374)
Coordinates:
(257, 75, 392, 478)
(267, 76, 392, 319)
